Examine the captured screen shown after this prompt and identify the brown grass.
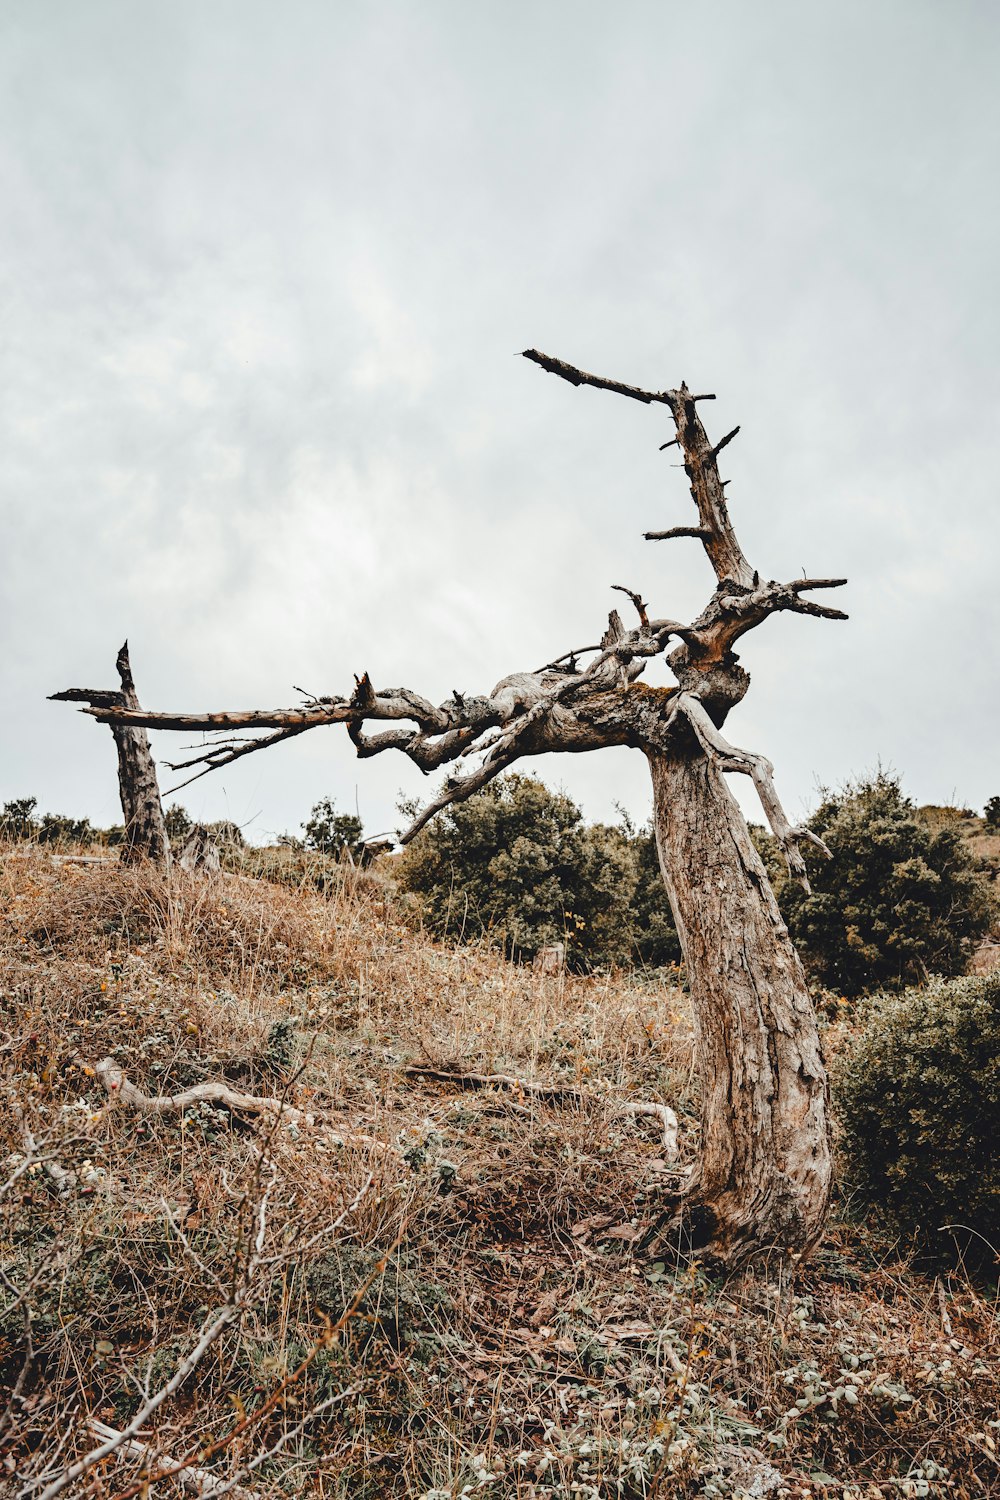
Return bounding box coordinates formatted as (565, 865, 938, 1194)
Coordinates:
(1, 846, 997, 1499)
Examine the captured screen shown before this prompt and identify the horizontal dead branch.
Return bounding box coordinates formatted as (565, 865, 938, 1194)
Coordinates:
(96, 1058, 308, 1123)
(521, 348, 677, 408)
(644, 526, 711, 542)
(404, 1065, 679, 1159)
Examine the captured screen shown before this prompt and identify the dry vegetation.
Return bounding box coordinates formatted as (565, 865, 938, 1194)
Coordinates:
(1, 846, 998, 1499)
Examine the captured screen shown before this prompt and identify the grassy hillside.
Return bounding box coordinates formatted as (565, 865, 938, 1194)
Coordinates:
(1, 846, 998, 1498)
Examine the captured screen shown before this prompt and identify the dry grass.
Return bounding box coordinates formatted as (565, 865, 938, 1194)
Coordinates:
(1, 846, 997, 1500)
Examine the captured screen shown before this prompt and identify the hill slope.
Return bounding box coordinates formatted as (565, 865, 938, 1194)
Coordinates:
(1, 848, 997, 1498)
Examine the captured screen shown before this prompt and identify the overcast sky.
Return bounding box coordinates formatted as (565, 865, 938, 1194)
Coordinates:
(2, 0, 998, 843)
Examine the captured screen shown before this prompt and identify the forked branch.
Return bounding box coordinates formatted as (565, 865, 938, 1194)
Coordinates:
(523, 348, 753, 588)
(678, 694, 831, 890)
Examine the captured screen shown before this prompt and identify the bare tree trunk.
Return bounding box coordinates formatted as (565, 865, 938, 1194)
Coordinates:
(649, 738, 831, 1264)
(52, 644, 170, 871)
(111, 645, 170, 869)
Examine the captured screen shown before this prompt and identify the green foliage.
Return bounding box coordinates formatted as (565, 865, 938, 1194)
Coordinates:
(625, 816, 682, 970)
(37, 812, 93, 845)
(775, 772, 991, 997)
(834, 972, 1000, 1267)
(985, 795, 1000, 830)
(164, 804, 193, 844)
(302, 797, 363, 859)
(1, 796, 39, 840)
(397, 774, 679, 969)
(0, 798, 94, 846)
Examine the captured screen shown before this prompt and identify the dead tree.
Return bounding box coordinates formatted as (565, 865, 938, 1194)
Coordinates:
(53, 352, 848, 1265)
(50, 641, 170, 870)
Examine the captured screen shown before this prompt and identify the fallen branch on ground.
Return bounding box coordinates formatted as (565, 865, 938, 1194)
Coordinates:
(96, 1058, 309, 1123)
(94, 1059, 397, 1154)
(86, 1422, 257, 1500)
(23, 1168, 375, 1500)
(403, 1065, 680, 1159)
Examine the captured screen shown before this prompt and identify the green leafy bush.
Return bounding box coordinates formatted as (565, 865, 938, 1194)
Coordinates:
(302, 797, 363, 859)
(834, 972, 1000, 1267)
(1, 796, 40, 840)
(985, 795, 1000, 830)
(164, 803, 193, 844)
(775, 772, 990, 997)
(1, 797, 95, 846)
(397, 774, 679, 969)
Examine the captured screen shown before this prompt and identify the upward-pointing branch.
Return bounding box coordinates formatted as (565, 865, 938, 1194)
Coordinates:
(523, 349, 753, 589)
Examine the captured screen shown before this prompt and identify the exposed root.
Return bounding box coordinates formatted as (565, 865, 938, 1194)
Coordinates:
(95, 1059, 396, 1155)
(403, 1064, 680, 1159)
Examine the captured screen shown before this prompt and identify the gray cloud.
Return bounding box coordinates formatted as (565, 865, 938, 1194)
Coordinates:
(2, 0, 998, 840)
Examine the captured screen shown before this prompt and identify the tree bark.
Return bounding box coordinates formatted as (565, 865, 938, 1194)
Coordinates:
(648, 735, 831, 1265)
(50, 643, 170, 869)
(112, 645, 171, 870)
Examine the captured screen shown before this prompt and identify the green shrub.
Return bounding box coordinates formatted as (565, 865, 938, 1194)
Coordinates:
(985, 795, 1000, 830)
(776, 772, 991, 997)
(397, 774, 679, 969)
(1, 796, 40, 840)
(302, 797, 363, 859)
(37, 812, 94, 845)
(164, 803, 193, 844)
(1, 798, 96, 846)
(834, 972, 1000, 1267)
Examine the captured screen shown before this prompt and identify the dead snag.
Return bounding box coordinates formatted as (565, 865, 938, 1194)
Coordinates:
(50, 642, 170, 869)
(54, 354, 848, 1268)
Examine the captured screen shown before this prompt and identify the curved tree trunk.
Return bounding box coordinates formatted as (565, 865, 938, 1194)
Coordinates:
(648, 736, 831, 1265)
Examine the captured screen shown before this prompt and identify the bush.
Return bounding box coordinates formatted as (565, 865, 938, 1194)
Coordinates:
(397, 774, 679, 969)
(302, 798, 363, 860)
(37, 813, 93, 845)
(1, 798, 95, 846)
(835, 972, 1000, 1267)
(206, 819, 246, 849)
(1, 797, 39, 841)
(985, 795, 1000, 830)
(775, 772, 991, 996)
(164, 804, 193, 844)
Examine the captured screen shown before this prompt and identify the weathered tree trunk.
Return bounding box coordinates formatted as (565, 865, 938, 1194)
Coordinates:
(55, 351, 849, 1267)
(649, 737, 831, 1264)
(51, 643, 170, 871)
(111, 645, 171, 870)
